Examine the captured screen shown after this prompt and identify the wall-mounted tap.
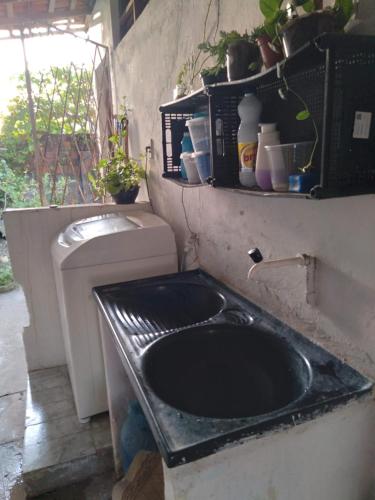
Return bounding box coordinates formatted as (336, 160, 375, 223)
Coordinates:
(247, 248, 316, 306)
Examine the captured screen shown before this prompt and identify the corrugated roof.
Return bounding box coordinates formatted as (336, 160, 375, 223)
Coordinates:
(0, 0, 95, 36)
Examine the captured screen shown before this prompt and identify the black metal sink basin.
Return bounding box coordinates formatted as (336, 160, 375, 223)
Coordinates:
(94, 269, 372, 467)
(143, 324, 311, 419)
(113, 283, 225, 335)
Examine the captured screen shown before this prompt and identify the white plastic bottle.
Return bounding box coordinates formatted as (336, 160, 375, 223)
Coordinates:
(255, 123, 280, 191)
(237, 93, 262, 188)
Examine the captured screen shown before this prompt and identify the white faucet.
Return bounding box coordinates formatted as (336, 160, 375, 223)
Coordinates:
(247, 248, 316, 306)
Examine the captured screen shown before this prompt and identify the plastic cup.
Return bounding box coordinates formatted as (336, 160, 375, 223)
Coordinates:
(180, 153, 201, 184)
(186, 117, 210, 153)
(192, 151, 211, 183)
(265, 141, 314, 192)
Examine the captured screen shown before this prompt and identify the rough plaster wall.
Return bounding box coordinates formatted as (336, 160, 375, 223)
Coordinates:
(96, 0, 375, 379)
(163, 397, 375, 500)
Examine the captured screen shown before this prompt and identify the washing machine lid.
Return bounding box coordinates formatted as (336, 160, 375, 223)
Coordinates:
(52, 210, 177, 269)
(59, 213, 139, 247)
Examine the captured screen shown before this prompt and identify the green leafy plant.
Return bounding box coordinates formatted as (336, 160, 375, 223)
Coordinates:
(0, 66, 96, 206)
(0, 159, 66, 210)
(88, 116, 144, 200)
(278, 70, 319, 172)
(0, 263, 14, 288)
(198, 31, 256, 76)
(259, 0, 354, 36)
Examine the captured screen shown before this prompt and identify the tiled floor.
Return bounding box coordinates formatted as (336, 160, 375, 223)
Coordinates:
(0, 287, 28, 500)
(0, 287, 115, 499)
(23, 367, 113, 497)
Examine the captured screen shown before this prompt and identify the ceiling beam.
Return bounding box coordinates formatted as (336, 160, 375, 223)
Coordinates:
(6, 3, 14, 17)
(0, 0, 31, 4)
(48, 0, 56, 14)
(0, 7, 92, 27)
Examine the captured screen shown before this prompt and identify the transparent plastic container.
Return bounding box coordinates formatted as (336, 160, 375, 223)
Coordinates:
(180, 153, 201, 184)
(186, 117, 210, 153)
(265, 141, 314, 192)
(192, 151, 210, 183)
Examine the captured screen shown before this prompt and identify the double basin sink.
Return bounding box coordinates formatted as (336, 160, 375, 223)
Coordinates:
(94, 270, 372, 467)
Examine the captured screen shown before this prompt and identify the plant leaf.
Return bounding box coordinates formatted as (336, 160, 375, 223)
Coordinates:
(259, 0, 282, 21)
(334, 0, 353, 22)
(301, 0, 315, 13)
(296, 109, 311, 121)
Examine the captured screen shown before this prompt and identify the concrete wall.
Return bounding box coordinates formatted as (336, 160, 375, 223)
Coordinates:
(164, 396, 375, 500)
(4, 202, 151, 370)
(91, 0, 375, 381)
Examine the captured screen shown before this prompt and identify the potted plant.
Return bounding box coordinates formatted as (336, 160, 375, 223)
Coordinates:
(259, 0, 354, 57)
(251, 23, 285, 69)
(198, 30, 261, 83)
(89, 132, 145, 204)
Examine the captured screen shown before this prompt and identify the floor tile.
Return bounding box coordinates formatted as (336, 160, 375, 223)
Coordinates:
(24, 415, 89, 447)
(0, 441, 25, 500)
(91, 425, 112, 450)
(23, 431, 95, 472)
(28, 382, 73, 408)
(28, 367, 70, 394)
(0, 347, 27, 399)
(33, 471, 114, 500)
(89, 413, 112, 450)
(0, 393, 25, 445)
(0, 288, 28, 398)
(25, 396, 76, 427)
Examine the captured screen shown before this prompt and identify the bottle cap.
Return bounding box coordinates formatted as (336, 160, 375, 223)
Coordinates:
(259, 123, 277, 133)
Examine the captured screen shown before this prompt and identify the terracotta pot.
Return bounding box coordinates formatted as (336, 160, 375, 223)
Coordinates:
(226, 40, 261, 81)
(256, 35, 284, 69)
(112, 185, 140, 204)
(200, 67, 227, 86)
(281, 10, 337, 58)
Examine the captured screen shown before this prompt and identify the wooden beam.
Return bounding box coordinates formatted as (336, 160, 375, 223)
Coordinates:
(48, 0, 56, 14)
(6, 3, 14, 17)
(0, 7, 92, 27)
(0, 0, 30, 4)
(70, 0, 77, 10)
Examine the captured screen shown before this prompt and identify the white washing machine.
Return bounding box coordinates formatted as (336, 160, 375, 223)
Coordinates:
(52, 211, 177, 422)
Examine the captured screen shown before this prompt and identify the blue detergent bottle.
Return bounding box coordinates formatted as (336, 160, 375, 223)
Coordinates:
(120, 400, 157, 473)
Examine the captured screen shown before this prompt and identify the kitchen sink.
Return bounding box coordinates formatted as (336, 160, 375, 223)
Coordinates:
(112, 282, 225, 335)
(94, 269, 372, 467)
(143, 324, 311, 418)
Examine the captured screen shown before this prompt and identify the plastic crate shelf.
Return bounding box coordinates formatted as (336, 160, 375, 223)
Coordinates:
(160, 34, 375, 199)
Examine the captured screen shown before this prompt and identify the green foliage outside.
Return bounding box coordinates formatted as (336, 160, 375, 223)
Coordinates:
(0, 159, 66, 211)
(0, 263, 14, 288)
(1, 66, 94, 172)
(0, 66, 95, 206)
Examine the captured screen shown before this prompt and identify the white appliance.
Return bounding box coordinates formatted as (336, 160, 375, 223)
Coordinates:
(52, 211, 177, 422)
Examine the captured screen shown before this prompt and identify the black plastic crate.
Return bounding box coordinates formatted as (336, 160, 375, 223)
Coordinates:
(160, 34, 375, 198)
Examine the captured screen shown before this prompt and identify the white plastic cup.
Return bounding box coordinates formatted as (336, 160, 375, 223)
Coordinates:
(265, 141, 314, 192)
(186, 117, 210, 153)
(180, 153, 201, 184)
(192, 151, 210, 183)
